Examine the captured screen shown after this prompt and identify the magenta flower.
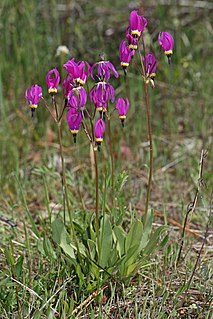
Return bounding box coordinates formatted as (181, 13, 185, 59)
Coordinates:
(67, 87, 87, 110)
(158, 32, 174, 63)
(64, 59, 90, 86)
(129, 10, 147, 38)
(62, 76, 73, 98)
(91, 60, 119, 82)
(25, 84, 42, 109)
(119, 40, 135, 75)
(46, 68, 60, 94)
(116, 98, 130, 127)
(145, 53, 157, 78)
(66, 107, 83, 143)
(90, 87, 107, 112)
(94, 118, 105, 150)
(126, 32, 138, 50)
(145, 53, 157, 89)
(90, 82, 115, 113)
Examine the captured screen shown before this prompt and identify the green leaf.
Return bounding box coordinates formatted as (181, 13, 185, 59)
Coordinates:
(99, 214, 112, 267)
(43, 236, 57, 259)
(87, 239, 96, 259)
(144, 226, 167, 256)
(4, 247, 15, 266)
(125, 219, 143, 253)
(52, 218, 75, 259)
(113, 225, 126, 257)
(15, 256, 24, 278)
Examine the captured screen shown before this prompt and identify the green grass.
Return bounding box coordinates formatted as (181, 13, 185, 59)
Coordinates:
(0, 1, 213, 318)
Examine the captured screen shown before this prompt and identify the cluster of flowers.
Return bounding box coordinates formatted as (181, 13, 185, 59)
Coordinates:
(25, 57, 129, 149)
(25, 10, 174, 147)
(119, 10, 174, 87)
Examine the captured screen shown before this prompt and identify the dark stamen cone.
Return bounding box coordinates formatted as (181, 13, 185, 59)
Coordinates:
(73, 134, 77, 144)
(123, 66, 127, 77)
(121, 119, 125, 127)
(97, 142, 101, 152)
(167, 55, 172, 65)
(31, 109, 35, 118)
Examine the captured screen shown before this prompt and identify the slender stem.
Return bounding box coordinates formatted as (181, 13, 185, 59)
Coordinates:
(144, 82, 153, 223)
(107, 117, 115, 210)
(57, 123, 72, 226)
(176, 149, 206, 265)
(58, 100, 67, 123)
(93, 146, 100, 252)
(41, 97, 57, 123)
(52, 95, 59, 120)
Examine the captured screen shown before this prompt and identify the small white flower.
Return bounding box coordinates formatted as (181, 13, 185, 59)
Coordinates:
(56, 45, 70, 56)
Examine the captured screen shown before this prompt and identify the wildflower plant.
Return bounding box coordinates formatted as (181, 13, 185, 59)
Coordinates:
(25, 8, 173, 290)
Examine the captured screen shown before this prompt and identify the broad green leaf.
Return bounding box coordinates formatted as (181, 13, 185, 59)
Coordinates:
(125, 219, 143, 253)
(99, 214, 112, 267)
(120, 244, 140, 275)
(113, 225, 126, 257)
(87, 239, 96, 259)
(52, 218, 75, 259)
(138, 209, 154, 250)
(144, 226, 167, 256)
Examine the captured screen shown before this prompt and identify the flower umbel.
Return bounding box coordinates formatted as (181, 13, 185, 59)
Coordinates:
(158, 32, 174, 64)
(46, 68, 60, 94)
(116, 98, 130, 127)
(94, 118, 105, 151)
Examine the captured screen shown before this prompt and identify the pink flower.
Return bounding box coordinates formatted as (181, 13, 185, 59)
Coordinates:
(46, 68, 60, 94)
(25, 84, 42, 109)
(94, 118, 105, 150)
(67, 87, 87, 110)
(91, 60, 119, 82)
(66, 107, 83, 143)
(116, 98, 130, 126)
(63, 59, 90, 86)
(119, 40, 135, 75)
(129, 10, 147, 39)
(158, 32, 174, 63)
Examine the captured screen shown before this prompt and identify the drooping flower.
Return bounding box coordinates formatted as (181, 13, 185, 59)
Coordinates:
(116, 98, 130, 127)
(145, 53, 157, 88)
(145, 53, 157, 78)
(46, 68, 60, 94)
(67, 87, 87, 110)
(94, 118, 106, 151)
(62, 76, 73, 99)
(91, 60, 119, 82)
(25, 85, 42, 115)
(90, 82, 115, 113)
(66, 107, 83, 143)
(129, 10, 147, 39)
(90, 87, 107, 113)
(64, 59, 91, 86)
(119, 40, 135, 75)
(126, 32, 138, 50)
(158, 32, 174, 63)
